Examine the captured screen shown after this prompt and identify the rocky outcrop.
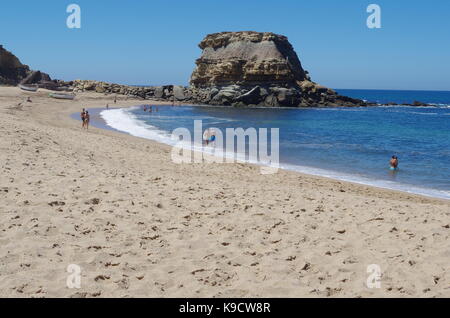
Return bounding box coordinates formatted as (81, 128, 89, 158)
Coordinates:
(20, 70, 51, 85)
(188, 31, 368, 107)
(191, 31, 308, 87)
(70, 80, 190, 101)
(0, 45, 53, 86)
(0, 45, 31, 85)
(69, 33, 369, 107)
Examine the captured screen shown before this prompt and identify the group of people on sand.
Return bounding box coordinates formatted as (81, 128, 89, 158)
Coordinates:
(80, 108, 90, 130)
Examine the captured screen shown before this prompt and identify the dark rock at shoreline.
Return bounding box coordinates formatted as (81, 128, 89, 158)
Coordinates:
(383, 101, 431, 107)
(410, 100, 430, 107)
(173, 85, 186, 101)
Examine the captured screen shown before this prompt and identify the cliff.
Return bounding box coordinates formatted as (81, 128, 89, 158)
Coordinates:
(0, 45, 31, 85)
(0, 45, 52, 86)
(188, 31, 367, 107)
(190, 31, 308, 87)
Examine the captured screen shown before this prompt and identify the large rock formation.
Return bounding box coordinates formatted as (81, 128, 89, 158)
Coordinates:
(188, 31, 367, 107)
(0, 45, 31, 85)
(190, 32, 308, 87)
(0, 45, 52, 86)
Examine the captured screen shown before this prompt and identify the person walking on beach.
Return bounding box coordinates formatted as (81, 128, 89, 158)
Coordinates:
(81, 108, 86, 129)
(390, 155, 399, 170)
(84, 111, 90, 130)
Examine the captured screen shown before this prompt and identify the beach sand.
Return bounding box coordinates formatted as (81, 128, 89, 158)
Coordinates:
(0, 86, 448, 298)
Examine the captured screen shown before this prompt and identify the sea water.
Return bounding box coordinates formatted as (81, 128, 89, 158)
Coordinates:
(99, 89, 450, 200)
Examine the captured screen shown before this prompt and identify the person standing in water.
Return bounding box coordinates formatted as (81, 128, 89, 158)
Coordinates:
(390, 155, 399, 170)
(203, 129, 211, 146)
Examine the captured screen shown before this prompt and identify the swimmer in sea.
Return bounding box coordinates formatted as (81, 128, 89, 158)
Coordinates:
(389, 155, 399, 170)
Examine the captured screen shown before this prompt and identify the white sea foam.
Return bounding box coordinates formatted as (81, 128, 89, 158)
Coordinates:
(100, 107, 176, 146)
(280, 163, 450, 200)
(100, 107, 450, 200)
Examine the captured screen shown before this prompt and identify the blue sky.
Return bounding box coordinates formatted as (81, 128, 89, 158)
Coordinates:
(1, 0, 449, 90)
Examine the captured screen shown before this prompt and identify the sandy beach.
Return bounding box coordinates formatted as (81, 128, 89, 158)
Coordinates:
(0, 86, 448, 298)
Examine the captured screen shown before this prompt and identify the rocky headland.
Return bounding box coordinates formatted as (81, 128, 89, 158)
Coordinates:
(3, 32, 415, 107)
(187, 31, 368, 107)
(0, 45, 55, 88)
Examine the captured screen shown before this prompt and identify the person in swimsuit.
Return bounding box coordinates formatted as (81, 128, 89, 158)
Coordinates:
(203, 129, 211, 146)
(81, 108, 86, 128)
(84, 111, 90, 130)
(390, 155, 399, 170)
(209, 129, 216, 145)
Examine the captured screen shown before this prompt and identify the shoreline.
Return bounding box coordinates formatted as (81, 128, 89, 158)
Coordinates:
(1, 86, 449, 298)
(81, 106, 449, 202)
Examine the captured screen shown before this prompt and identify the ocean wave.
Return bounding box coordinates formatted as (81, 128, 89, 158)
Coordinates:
(100, 108, 176, 146)
(385, 110, 439, 116)
(100, 108, 263, 165)
(313, 107, 369, 112)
